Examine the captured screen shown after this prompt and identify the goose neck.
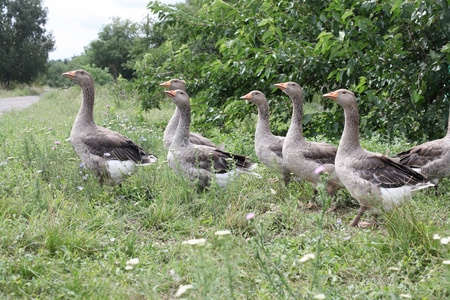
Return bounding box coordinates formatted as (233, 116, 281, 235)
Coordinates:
(255, 102, 273, 138)
(287, 94, 304, 140)
(165, 107, 181, 139)
(172, 104, 191, 147)
(339, 105, 361, 153)
(74, 83, 96, 127)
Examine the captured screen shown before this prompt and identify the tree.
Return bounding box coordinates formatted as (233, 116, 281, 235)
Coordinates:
(85, 18, 139, 80)
(135, 0, 449, 141)
(0, 0, 55, 89)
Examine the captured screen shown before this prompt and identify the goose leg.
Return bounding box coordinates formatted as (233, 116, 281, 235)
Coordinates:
(350, 206, 367, 227)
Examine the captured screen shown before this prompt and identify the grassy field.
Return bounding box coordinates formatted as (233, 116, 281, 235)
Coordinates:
(0, 85, 45, 98)
(0, 86, 449, 299)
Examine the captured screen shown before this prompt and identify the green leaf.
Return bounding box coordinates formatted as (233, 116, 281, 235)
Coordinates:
(441, 43, 450, 53)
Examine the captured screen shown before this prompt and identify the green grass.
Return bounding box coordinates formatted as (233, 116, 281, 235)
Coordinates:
(0, 84, 45, 98)
(0, 85, 449, 299)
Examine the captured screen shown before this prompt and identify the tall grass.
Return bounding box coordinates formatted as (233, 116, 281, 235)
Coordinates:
(0, 86, 448, 298)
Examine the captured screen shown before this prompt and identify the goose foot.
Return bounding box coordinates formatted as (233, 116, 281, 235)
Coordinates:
(327, 202, 340, 213)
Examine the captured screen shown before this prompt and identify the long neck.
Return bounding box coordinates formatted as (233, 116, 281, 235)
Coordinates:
(286, 94, 304, 140)
(255, 102, 273, 138)
(164, 107, 180, 140)
(74, 82, 96, 127)
(172, 104, 191, 148)
(339, 105, 361, 152)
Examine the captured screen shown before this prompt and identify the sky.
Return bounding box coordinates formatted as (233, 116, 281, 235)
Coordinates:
(43, 0, 181, 61)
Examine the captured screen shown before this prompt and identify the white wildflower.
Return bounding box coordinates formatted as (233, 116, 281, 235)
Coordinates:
(399, 294, 412, 299)
(388, 267, 400, 271)
(299, 253, 315, 263)
(313, 294, 326, 299)
(175, 284, 193, 297)
(126, 258, 139, 265)
(443, 260, 450, 265)
(125, 265, 133, 270)
(433, 234, 441, 240)
(270, 188, 276, 195)
(440, 237, 449, 245)
(169, 269, 181, 281)
(182, 238, 207, 246)
(214, 230, 231, 236)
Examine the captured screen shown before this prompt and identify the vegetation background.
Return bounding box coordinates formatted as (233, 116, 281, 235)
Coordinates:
(0, 0, 449, 298)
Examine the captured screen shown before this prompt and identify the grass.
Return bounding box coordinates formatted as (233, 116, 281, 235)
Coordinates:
(0, 84, 45, 98)
(0, 85, 449, 299)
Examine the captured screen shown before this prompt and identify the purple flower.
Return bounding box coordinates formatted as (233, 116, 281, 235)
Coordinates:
(77, 186, 84, 191)
(106, 105, 110, 108)
(55, 141, 60, 145)
(132, 127, 136, 131)
(5, 142, 8, 145)
(337, 219, 342, 224)
(124, 119, 128, 121)
(104, 112, 107, 115)
(49, 127, 52, 130)
(82, 176, 88, 180)
(246, 212, 255, 220)
(344, 235, 351, 240)
(37, 170, 43, 173)
(79, 163, 84, 168)
(52, 146, 56, 151)
(314, 165, 325, 174)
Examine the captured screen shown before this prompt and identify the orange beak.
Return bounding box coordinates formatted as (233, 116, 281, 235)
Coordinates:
(274, 82, 288, 90)
(164, 90, 177, 98)
(159, 80, 171, 88)
(62, 71, 76, 79)
(323, 91, 338, 100)
(240, 92, 252, 100)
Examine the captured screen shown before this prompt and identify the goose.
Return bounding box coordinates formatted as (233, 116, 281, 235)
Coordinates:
(164, 89, 258, 189)
(63, 70, 157, 185)
(240, 90, 292, 185)
(274, 82, 344, 197)
(394, 110, 450, 186)
(159, 79, 219, 150)
(323, 89, 434, 227)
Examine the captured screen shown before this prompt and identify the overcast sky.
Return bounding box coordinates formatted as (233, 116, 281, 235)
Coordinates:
(43, 0, 181, 61)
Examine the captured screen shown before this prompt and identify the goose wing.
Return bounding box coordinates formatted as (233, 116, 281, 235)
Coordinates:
(354, 155, 429, 188)
(187, 147, 254, 173)
(82, 128, 154, 163)
(395, 141, 444, 168)
(303, 142, 337, 165)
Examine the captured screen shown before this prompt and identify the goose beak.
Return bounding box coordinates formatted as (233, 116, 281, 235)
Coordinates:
(159, 80, 171, 88)
(164, 90, 177, 98)
(240, 92, 252, 100)
(62, 71, 76, 79)
(274, 82, 288, 91)
(323, 91, 338, 100)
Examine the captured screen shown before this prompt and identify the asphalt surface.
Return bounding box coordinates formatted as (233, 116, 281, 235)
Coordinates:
(0, 90, 52, 116)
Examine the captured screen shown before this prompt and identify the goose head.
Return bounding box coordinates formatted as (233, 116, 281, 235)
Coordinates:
(62, 70, 93, 86)
(240, 90, 267, 106)
(274, 82, 303, 98)
(323, 89, 356, 108)
(164, 89, 190, 108)
(160, 79, 186, 91)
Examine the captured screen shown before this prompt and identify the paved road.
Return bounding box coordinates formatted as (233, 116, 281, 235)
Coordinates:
(0, 90, 52, 116)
